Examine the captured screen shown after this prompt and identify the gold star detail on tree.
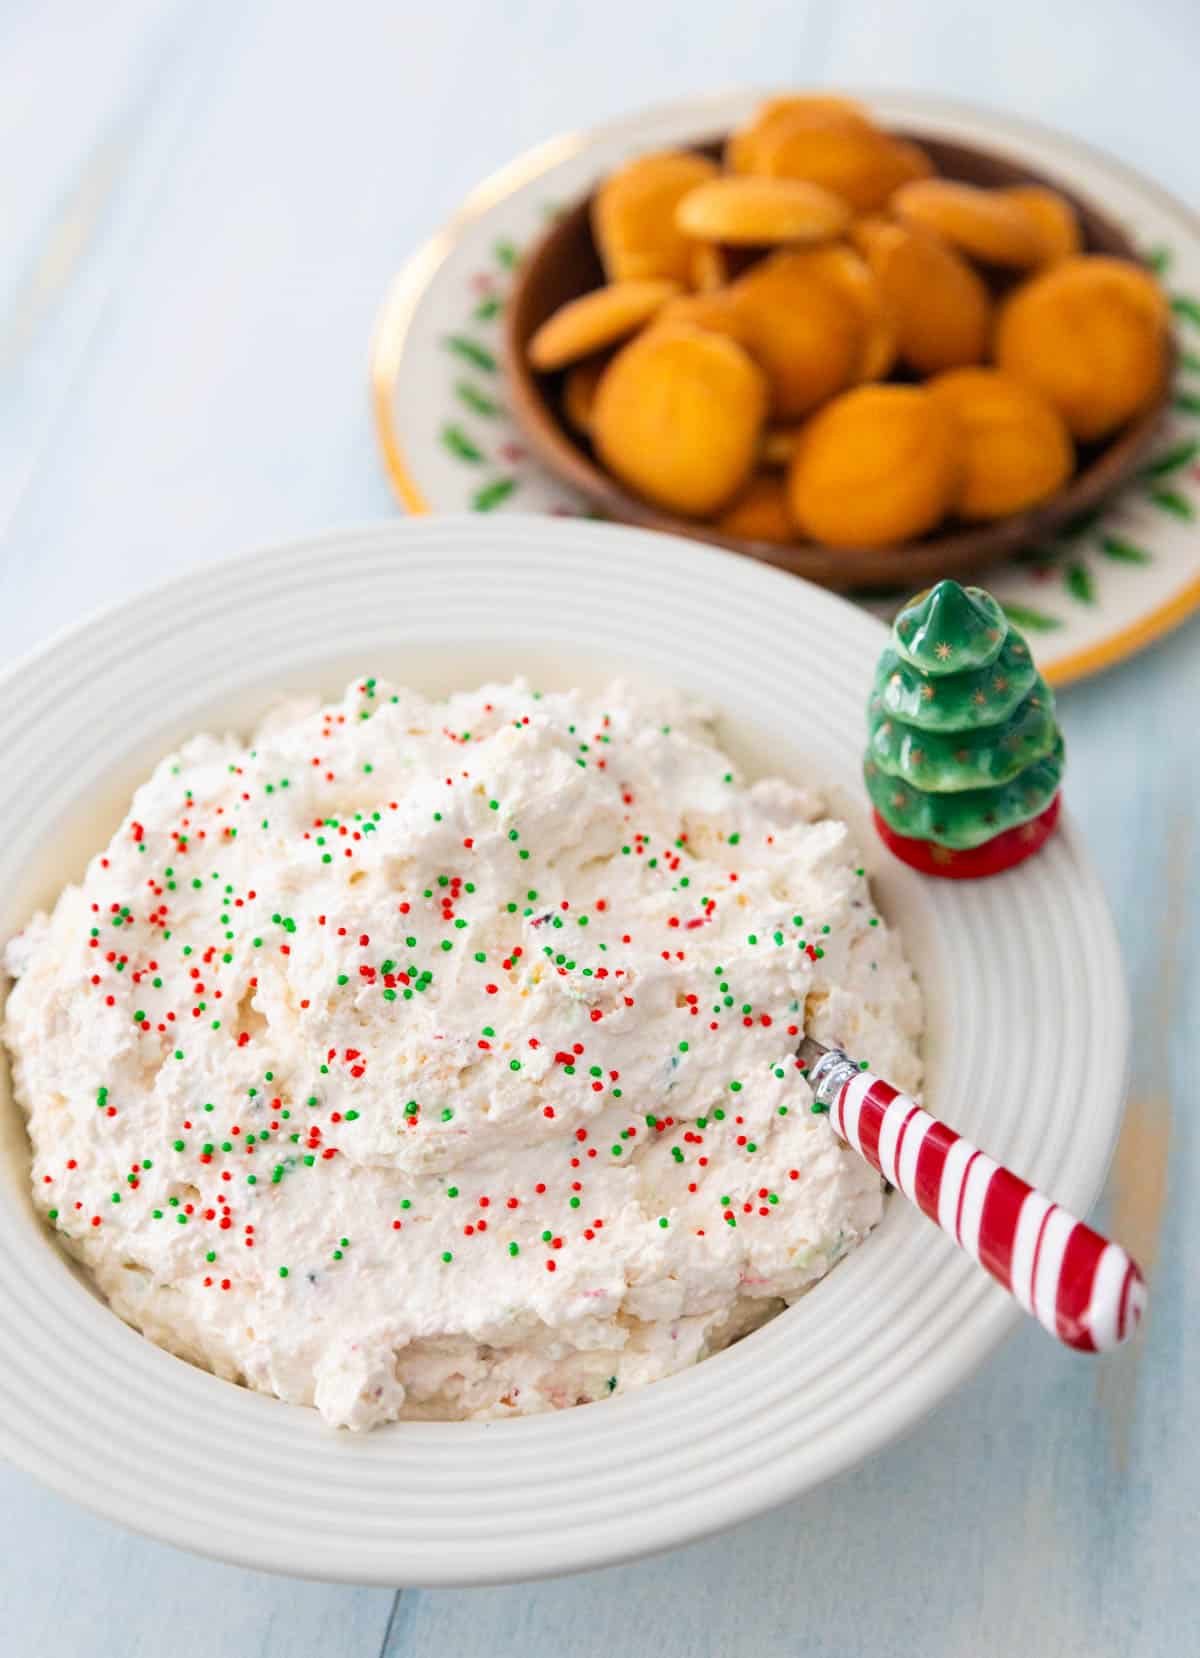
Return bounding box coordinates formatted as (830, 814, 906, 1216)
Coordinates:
(921, 684, 935, 703)
(934, 641, 953, 662)
(973, 689, 987, 706)
(954, 748, 970, 763)
(909, 747, 925, 766)
(891, 791, 907, 811)
(993, 675, 1009, 693)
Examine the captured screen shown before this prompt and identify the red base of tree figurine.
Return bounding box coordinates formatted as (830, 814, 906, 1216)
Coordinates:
(873, 793, 1062, 880)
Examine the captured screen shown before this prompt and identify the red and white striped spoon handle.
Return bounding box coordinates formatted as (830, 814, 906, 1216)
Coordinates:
(809, 1051, 1146, 1352)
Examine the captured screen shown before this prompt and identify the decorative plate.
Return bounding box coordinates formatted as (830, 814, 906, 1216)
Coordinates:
(371, 90, 1200, 688)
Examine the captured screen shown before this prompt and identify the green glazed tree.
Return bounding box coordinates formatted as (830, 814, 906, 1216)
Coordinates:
(864, 581, 1064, 853)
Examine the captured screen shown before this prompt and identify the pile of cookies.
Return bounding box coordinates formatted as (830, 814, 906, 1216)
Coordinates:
(525, 94, 1170, 550)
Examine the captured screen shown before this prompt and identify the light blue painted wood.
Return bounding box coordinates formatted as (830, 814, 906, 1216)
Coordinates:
(0, 1, 1196, 1654)
(822, 0, 1199, 205)
(0, 1463, 396, 1658)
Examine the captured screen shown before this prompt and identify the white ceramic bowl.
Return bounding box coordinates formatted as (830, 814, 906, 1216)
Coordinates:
(0, 518, 1128, 1585)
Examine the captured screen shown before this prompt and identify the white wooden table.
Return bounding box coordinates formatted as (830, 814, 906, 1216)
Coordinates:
(2, 3, 1196, 1653)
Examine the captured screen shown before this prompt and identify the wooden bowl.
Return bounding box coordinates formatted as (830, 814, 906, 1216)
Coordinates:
(504, 129, 1172, 594)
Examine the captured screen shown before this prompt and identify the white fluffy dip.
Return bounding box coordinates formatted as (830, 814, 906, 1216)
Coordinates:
(4, 678, 921, 1428)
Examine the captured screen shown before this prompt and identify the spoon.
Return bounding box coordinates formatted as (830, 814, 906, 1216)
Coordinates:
(799, 1038, 1147, 1352)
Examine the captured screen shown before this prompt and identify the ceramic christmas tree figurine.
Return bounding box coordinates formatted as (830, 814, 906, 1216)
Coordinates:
(864, 581, 1064, 878)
